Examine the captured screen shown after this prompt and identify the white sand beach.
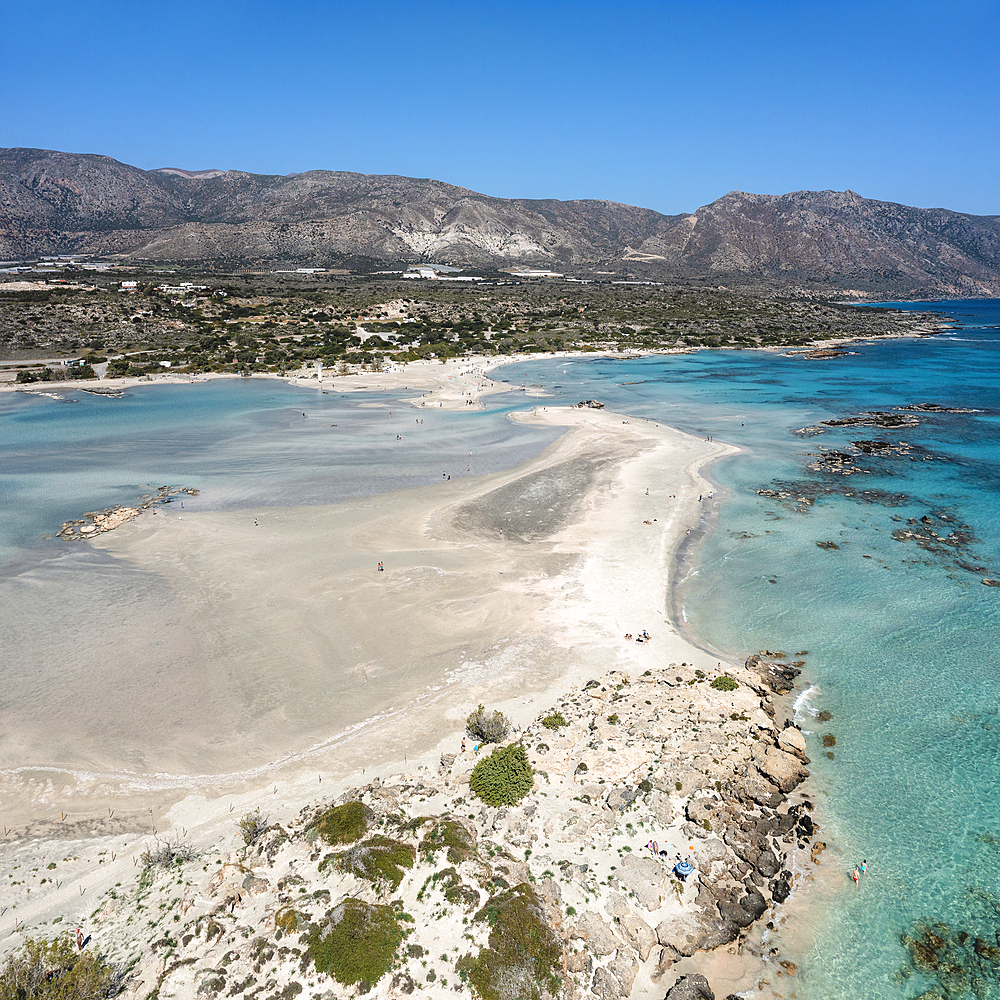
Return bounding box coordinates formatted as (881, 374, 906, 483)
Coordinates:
(0, 376, 831, 1000)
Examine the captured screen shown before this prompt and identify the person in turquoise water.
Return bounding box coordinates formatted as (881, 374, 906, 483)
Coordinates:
(861, 859, 867, 874)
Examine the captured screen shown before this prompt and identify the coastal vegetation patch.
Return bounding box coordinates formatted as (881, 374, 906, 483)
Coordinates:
(457, 884, 562, 1000)
(541, 712, 568, 730)
(0, 933, 122, 1000)
(322, 835, 416, 892)
(470, 744, 533, 806)
(0, 278, 937, 372)
(711, 675, 739, 691)
(309, 801, 371, 846)
(239, 808, 268, 847)
(465, 705, 511, 746)
(304, 898, 405, 987)
(419, 819, 477, 863)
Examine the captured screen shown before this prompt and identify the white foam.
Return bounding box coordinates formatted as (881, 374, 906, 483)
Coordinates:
(792, 683, 821, 726)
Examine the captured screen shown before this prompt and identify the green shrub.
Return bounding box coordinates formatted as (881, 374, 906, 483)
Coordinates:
(457, 884, 561, 1000)
(607, 713, 619, 725)
(310, 801, 371, 845)
(0, 933, 120, 999)
(239, 808, 268, 846)
(306, 898, 404, 986)
(333, 836, 415, 892)
(466, 704, 511, 745)
(420, 820, 476, 863)
(710, 676, 738, 692)
(541, 712, 568, 730)
(470, 744, 533, 806)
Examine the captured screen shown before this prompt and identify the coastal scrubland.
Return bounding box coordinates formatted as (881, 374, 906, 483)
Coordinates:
(0, 276, 940, 376)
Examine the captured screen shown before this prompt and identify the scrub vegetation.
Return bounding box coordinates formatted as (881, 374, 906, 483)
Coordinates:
(457, 884, 562, 1000)
(470, 744, 534, 806)
(0, 933, 123, 999)
(0, 276, 933, 373)
(308, 801, 371, 846)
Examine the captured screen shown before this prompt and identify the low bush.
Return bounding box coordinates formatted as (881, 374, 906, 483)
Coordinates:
(306, 898, 404, 986)
(420, 819, 476, 863)
(0, 933, 123, 999)
(239, 809, 268, 846)
(470, 744, 533, 807)
(310, 801, 371, 845)
(457, 884, 561, 1000)
(140, 834, 195, 869)
(466, 704, 511, 745)
(541, 712, 568, 730)
(332, 836, 415, 892)
(710, 675, 738, 691)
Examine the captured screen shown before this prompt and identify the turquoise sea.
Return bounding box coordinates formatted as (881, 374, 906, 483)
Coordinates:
(3, 302, 1000, 999)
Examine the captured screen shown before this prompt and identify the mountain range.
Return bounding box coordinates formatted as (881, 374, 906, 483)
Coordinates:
(2, 147, 998, 296)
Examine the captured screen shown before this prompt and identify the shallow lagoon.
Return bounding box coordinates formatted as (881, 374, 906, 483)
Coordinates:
(3, 304, 1000, 998)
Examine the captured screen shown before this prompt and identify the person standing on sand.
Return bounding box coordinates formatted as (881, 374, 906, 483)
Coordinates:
(461, 738, 466, 752)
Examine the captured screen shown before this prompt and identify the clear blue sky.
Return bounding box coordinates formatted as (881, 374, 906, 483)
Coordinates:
(2, 0, 997, 215)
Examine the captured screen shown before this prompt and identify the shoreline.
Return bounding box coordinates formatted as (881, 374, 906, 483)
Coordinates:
(0, 402, 828, 998)
(0, 300, 952, 404)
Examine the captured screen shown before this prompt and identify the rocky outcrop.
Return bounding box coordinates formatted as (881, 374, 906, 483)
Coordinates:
(663, 973, 715, 1000)
(34, 651, 815, 1000)
(55, 486, 199, 539)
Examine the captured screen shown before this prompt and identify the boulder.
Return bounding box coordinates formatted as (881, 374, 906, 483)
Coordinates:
(567, 950, 592, 974)
(650, 790, 674, 826)
(655, 911, 727, 957)
(571, 910, 620, 956)
(616, 913, 657, 961)
(592, 966, 627, 1000)
(735, 771, 783, 809)
(692, 838, 729, 866)
(606, 786, 641, 812)
(604, 892, 630, 917)
(618, 852, 667, 911)
(777, 726, 807, 760)
(724, 830, 781, 879)
(687, 797, 723, 834)
(769, 877, 791, 904)
(663, 973, 715, 1000)
(241, 874, 269, 895)
(609, 953, 639, 994)
(751, 743, 809, 793)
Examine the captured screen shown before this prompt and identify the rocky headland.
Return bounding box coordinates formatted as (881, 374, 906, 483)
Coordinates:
(12, 651, 820, 1000)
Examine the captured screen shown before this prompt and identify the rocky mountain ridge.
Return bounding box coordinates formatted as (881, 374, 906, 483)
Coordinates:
(2, 147, 998, 296)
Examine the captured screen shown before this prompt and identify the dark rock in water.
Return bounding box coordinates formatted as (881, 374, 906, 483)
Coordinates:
(974, 938, 1000, 961)
(806, 451, 860, 475)
(745, 653, 801, 695)
(663, 973, 715, 1000)
(822, 410, 921, 430)
(901, 402, 981, 413)
(816, 540, 840, 550)
(983, 579, 1000, 587)
(770, 878, 791, 903)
